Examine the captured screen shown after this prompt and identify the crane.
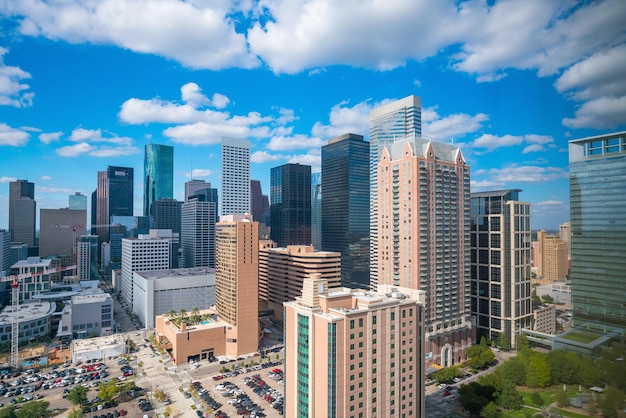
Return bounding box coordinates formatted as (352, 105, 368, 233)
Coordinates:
(2, 264, 77, 370)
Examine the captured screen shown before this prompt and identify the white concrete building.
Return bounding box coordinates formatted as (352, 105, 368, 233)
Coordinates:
(121, 232, 170, 306)
(0, 301, 54, 345)
(71, 291, 114, 338)
(221, 137, 250, 216)
(132, 267, 216, 329)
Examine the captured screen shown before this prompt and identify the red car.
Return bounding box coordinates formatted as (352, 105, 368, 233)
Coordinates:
(443, 390, 451, 397)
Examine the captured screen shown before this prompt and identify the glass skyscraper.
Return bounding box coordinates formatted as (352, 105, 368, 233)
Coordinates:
(9, 179, 36, 247)
(569, 132, 626, 332)
(321, 133, 370, 289)
(144, 144, 174, 216)
(369, 96, 421, 289)
(310, 173, 321, 250)
(270, 163, 311, 247)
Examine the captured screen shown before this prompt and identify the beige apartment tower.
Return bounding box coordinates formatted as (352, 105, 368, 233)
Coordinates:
(534, 230, 569, 283)
(284, 276, 425, 418)
(378, 137, 473, 369)
(215, 214, 259, 357)
(258, 243, 341, 319)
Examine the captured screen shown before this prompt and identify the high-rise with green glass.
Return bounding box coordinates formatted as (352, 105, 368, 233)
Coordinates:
(144, 144, 174, 216)
(569, 132, 626, 332)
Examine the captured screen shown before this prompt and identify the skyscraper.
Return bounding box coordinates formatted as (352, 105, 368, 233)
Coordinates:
(121, 233, 170, 306)
(534, 230, 569, 282)
(69, 192, 87, 210)
(215, 214, 259, 357)
(284, 277, 425, 417)
(95, 167, 134, 247)
(0, 229, 10, 276)
(144, 144, 174, 216)
(569, 132, 626, 332)
(151, 199, 182, 268)
(470, 190, 533, 348)
(9, 179, 36, 247)
(181, 196, 217, 268)
(321, 133, 370, 289)
(78, 235, 99, 280)
(310, 173, 321, 250)
(39, 208, 87, 258)
(270, 163, 311, 247)
(378, 137, 472, 368)
(250, 179, 269, 223)
(369, 96, 421, 289)
(221, 137, 250, 216)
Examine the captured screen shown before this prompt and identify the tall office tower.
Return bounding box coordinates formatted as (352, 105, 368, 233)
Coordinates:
(310, 173, 322, 250)
(378, 137, 472, 368)
(90, 189, 97, 234)
(151, 199, 182, 268)
(470, 190, 533, 348)
(322, 133, 370, 289)
(78, 235, 99, 280)
(221, 137, 250, 216)
(258, 244, 341, 318)
(569, 132, 626, 331)
(144, 144, 174, 216)
(121, 232, 170, 306)
(9, 179, 36, 247)
(39, 208, 87, 258)
(270, 163, 311, 247)
(181, 196, 217, 268)
(9, 257, 53, 301)
(95, 166, 134, 247)
(215, 214, 259, 357)
(534, 230, 568, 282)
(284, 277, 425, 418)
(0, 230, 10, 276)
(559, 221, 571, 259)
(250, 180, 269, 223)
(69, 192, 87, 210)
(369, 96, 421, 289)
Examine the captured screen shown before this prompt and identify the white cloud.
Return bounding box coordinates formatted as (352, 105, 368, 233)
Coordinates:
(311, 100, 371, 138)
(535, 200, 565, 207)
(56, 142, 94, 157)
(482, 165, 568, 183)
(251, 151, 284, 163)
(0, 123, 30, 146)
(36, 185, 75, 194)
(563, 96, 626, 129)
(0, 47, 34, 107)
(185, 169, 213, 178)
(471, 179, 506, 190)
(89, 146, 140, 157)
(287, 151, 321, 171)
(40, 175, 52, 181)
(68, 127, 132, 145)
(423, 106, 488, 141)
(4, 0, 258, 70)
(0, 176, 17, 183)
(266, 135, 325, 151)
(473, 134, 523, 151)
(39, 131, 63, 144)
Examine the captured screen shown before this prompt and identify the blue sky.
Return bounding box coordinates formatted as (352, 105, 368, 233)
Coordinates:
(0, 0, 625, 231)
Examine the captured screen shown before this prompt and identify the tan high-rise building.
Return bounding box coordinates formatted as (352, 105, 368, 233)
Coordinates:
(534, 230, 568, 282)
(378, 137, 473, 369)
(215, 214, 259, 357)
(559, 221, 571, 259)
(284, 275, 425, 418)
(258, 244, 341, 319)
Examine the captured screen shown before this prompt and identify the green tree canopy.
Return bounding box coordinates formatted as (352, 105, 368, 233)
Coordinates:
(525, 353, 551, 388)
(0, 407, 16, 418)
(467, 344, 496, 370)
(98, 380, 120, 403)
(15, 400, 49, 418)
(480, 401, 502, 418)
(458, 381, 496, 416)
(547, 349, 580, 384)
(500, 357, 527, 386)
(66, 385, 89, 406)
(431, 366, 462, 383)
(495, 379, 523, 410)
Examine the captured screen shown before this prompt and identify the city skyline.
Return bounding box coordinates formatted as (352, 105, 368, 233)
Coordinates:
(1, 0, 625, 230)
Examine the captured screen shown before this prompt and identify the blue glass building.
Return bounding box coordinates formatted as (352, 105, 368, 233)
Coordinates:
(321, 133, 370, 289)
(569, 132, 626, 333)
(270, 163, 311, 247)
(144, 144, 174, 216)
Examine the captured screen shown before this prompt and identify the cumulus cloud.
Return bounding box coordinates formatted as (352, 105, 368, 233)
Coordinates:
(0, 47, 34, 107)
(3, 0, 258, 70)
(251, 150, 285, 163)
(68, 127, 132, 145)
(39, 131, 63, 144)
(56, 128, 139, 157)
(266, 135, 325, 151)
(185, 169, 213, 178)
(422, 106, 488, 141)
(311, 101, 371, 138)
(40, 175, 52, 181)
(56, 142, 94, 157)
(36, 185, 75, 194)
(0, 123, 29, 146)
(287, 151, 321, 171)
(563, 96, 626, 129)
(473, 133, 555, 153)
(0, 176, 17, 183)
(481, 165, 568, 183)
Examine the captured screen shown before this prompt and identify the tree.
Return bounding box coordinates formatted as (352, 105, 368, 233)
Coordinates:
(480, 401, 502, 418)
(68, 408, 84, 418)
(16, 400, 49, 418)
(467, 345, 496, 370)
(500, 357, 526, 385)
(496, 333, 510, 351)
(531, 290, 541, 307)
(495, 379, 523, 410)
(431, 366, 461, 383)
(167, 309, 177, 318)
(66, 385, 89, 407)
(525, 353, 551, 388)
(189, 307, 201, 325)
(547, 350, 580, 384)
(601, 386, 625, 418)
(0, 407, 16, 418)
(541, 294, 554, 303)
(458, 381, 496, 416)
(516, 333, 529, 352)
(98, 380, 120, 403)
(554, 390, 569, 407)
(530, 392, 543, 406)
(179, 308, 187, 320)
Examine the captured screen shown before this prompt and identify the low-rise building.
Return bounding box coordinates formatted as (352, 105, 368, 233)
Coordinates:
(132, 267, 216, 329)
(0, 301, 55, 344)
(533, 305, 557, 335)
(71, 334, 127, 363)
(70, 292, 114, 338)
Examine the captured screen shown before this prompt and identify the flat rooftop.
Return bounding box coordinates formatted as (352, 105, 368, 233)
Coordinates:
(11, 257, 52, 269)
(136, 267, 215, 280)
(72, 293, 112, 305)
(0, 301, 55, 325)
(72, 335, 126, 353)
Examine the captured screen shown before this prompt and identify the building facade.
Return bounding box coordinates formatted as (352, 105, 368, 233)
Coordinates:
(121, 234, 170, 306)
(258, 244, 341, 319)
(310, 173, 322, 250)
(0, 302, 54, 345)
(284, 277, 425, 418)
(250, 179, 269, 223)
(369, 96, 421, 289)
(151, 199, 182, 268)
(10, 257, 53, 302)
(470, 190, 533, 348)
(0, 229, 11, 276)
(378, 137, 473, 368)
(144, 143, 174, 216)
(221, 137, 250, 216)
(78, 235, 99, 280)
(215, 214, 259, 357)
(132, 267, 216, 329)
(71, 292, 114, 338)
(270, 163, 312, 247)
(69, 192, 88, 210)
(322, 133, 370, 289)
(181, 196, 217, 268)
(569, 132, 626, 332)
(94, 166, 134, 246)
(39, 208, 87, 258)
(534, 230, 569, 283)
(9, 179, 36, 248)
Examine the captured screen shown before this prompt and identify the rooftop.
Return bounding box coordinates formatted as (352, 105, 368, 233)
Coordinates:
(11, 257, 52, 269)
(72, 292, 112, 305)
(135, 266, 215, 280)
(0, 302, 55, 325)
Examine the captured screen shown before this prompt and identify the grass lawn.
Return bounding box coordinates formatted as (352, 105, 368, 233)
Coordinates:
(560, 331, 600, 344)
